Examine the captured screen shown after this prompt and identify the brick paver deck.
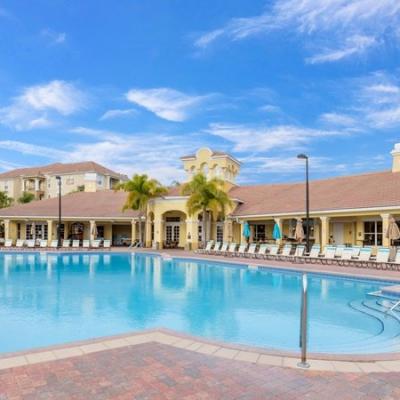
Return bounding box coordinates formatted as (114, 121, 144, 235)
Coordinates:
(0, 342, 399, 400)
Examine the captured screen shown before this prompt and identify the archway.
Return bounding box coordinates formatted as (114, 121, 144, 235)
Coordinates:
(162, 210, 187, 249)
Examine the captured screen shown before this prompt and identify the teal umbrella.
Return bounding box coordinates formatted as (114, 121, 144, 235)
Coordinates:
(243, 222, 251, 239)
(272, 223, 281, 240)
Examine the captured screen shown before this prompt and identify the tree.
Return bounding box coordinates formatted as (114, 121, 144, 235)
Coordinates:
(116, 174, 167, 246)
(0, 191, 13, 208)
(18, 192, 35, 204)
(181, 173, 232, 246)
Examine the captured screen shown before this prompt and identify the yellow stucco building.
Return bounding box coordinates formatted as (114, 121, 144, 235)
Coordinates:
(1, 145, 400, 252)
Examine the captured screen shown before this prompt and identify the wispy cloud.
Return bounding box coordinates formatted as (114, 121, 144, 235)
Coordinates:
(0, 80, 87, 130)
(207, 122, 346, 153)
(320, 112, 357, 127)
(41, 29, 66, 45)
(195, 0, 400, 62)
(306, 35, 377, 64)
(0, 140, 67, 159)
(126, 88, 210, 122)
(99, 108, 138, 121)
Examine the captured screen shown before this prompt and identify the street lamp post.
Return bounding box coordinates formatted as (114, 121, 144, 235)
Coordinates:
(297, 154, 310, 253)
(56, 176, 62, 248)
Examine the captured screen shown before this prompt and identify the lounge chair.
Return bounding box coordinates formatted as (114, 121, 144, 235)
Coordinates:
(373, 247, 390, 268)
(225, 242, 237, 257)
(304, 244, 321, 263)
(209, 242, 221, 255)
(3, 239, 13, 249)
(235, 243, 247, 257)
(39, 240, 48, 248)
(278, 244, 292, 261)
(245, 243, 257, 258)
(62, 239, 71, 249)
(292, 245, 306, 262)
(320, 246, 337, 264)
(103, 240, 111, 250)
(72, 240, 80, 249)
(216, 242, 229, 255)
(266, 244, 279, 260)
(91, 240, 101, 249)
(335, 245, 346, 258)
(26, 239, 36, 248)
(197, 241, 213, 254)
(49, 240, 58, 249)
(387, 249, 400, 270)
(353, 247, 372, 267)
(256, 244, 268, 259)
(338, 247, 354, 266)
(15, 239, 25, 249)
(82, 240, 90, 249)
(352, 246, 361, 258)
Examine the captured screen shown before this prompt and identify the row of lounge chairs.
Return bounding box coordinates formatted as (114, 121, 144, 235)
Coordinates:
(1, 239, 111, 250)
(197, 241, 400, 270)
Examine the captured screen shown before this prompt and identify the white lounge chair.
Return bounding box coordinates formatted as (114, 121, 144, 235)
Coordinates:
(245, 243, 257, 258)
(278, 244, 292, 261)
(210, 242, 221, 255)
(72, 240, 80, 249)
(62, 239, 71, 249)
(50, 240, 58, 249)
(256, 244, 268, 259)
(266, 244, 279, 259)
(338, 247, 354, 266)
(292, 245, 306, 262)
(374, 247, 390, 268)
(387, 249, 400, 270)
(216, 242, 229, 255)
(198, 241, 213, 254)
(235, 243, 247, 257)
(305, 244, 321, 263)
(91, 240, 101, 249)
(353, 247, 372, 267)
(82, 240, 90, 249)
(26, 239, 36, 248)
(226, 242, 237, 256)
(3, 239, 13, 248)
(39, 240, 48, 248)
(103, 240, 111, 250)
(320, 246, 337, 264)
(335, 245, 345, 258)
(15, 239, 25, 249)
(352, 246, 361, 258)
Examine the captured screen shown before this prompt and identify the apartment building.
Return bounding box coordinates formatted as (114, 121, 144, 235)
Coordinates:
(0, 161, 127, 200)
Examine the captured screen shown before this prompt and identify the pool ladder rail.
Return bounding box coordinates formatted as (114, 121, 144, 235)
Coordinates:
(368, 290, 400, 316)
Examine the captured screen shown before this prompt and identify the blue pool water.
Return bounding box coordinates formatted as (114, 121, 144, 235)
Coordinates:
(0, 252, 399, 354)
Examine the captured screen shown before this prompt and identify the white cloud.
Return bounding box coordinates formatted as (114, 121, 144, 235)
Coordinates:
(207, 123, 345, 152)
(126, 88, 209, 122)
(259, 104, 281, 113)
(195, 0, 400, 62)
(0, 80, 87, 130)
(306, 35, 377, 64)
(0, 140, 67, 159)
(99, 108, 137, 121)
(320, 112, 356, 127)
(41, 29, 66, 45)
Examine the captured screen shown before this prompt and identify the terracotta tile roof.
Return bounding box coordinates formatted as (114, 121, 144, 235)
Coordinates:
(0, 191, 139, 219)
(0, 161, 123, 179)
(229, 170, 400, 216)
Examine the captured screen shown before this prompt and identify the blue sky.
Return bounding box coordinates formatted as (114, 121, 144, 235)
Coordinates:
(0, 0, 399, 185)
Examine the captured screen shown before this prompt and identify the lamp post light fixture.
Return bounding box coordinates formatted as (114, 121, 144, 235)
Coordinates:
(297, 154, 310, 254)
(56, 176, 62, 248)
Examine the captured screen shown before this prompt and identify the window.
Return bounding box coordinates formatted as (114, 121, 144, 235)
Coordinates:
(253, 224, 266, 241)
(216, 223, 224, 242)
(26, 223, 48, 240)
(17, 223, 21, 239)
(66, 177, 75, 185)
(364, 221, 382, 246)
(166, 217, 180, 222)
(198, 225, 203, 242)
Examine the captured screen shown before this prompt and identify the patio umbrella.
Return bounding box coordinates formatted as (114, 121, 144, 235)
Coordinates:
(91, 222, 98, 239)
(272, 223, 281, 240)
(294, 219, 305, 242)
(386, 216, 400, 244)
(243, 222, 251, 240)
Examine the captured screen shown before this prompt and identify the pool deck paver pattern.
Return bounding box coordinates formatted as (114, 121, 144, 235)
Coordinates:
(1, 341, 400, 400)
(2, 248, 400, 398)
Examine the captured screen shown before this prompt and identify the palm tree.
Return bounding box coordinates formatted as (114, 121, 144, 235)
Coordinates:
(181, 173, 232, 246)
(116, 174, 167, 246)
(0, 191, 13, 208)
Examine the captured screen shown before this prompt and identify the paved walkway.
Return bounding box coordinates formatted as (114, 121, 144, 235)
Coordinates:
(1, 341, 399, 400)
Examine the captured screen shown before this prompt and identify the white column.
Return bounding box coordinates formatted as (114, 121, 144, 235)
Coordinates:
(381, 213, 390, 247)
(89, 220, 96, 241)
(320, 216, 330, 250)
(3, 219, 10, 240)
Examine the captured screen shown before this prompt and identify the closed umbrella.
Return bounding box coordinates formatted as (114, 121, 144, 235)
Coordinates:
(91, 222, 98, 239)
(294, 219, 305, 242)
(386, 216, 400, 244)
(30, 222, 36, 239)
(243, 222, 251, 241)
(272, 223, 281, 240)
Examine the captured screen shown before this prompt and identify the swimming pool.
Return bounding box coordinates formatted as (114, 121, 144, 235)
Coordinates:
(0, 252, 399, 355)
